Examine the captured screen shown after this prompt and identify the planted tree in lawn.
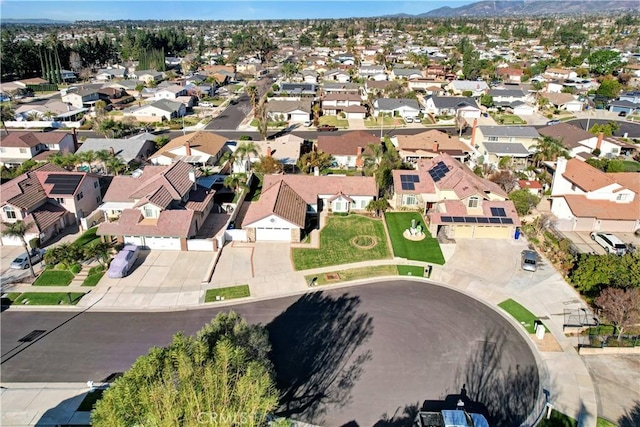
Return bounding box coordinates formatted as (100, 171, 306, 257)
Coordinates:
(1, 220, 35, 277)
(509, 189, 540, 216)
(91, 311, 278, 426)
(595, 288, 640, 342)
(83, 241, 113, 267)
(224, 174, 248, 193)
(365, 198, 390, 218)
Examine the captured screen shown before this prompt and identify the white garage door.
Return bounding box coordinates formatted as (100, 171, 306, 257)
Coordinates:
(144, 236, 181, 250)
(255, 227, 291, 241)
(124, 236, 144, 246)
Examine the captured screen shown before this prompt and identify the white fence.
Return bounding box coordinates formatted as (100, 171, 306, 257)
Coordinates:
(224, 229, 247, 242)
(187, 239, 216, 252)
(6, 120, 83, 129)
(80, 209, 105, 230)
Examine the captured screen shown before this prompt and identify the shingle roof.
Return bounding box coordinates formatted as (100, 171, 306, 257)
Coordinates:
(487, 89, 526, 98)
(317, 130, 379, 156)
(483, 142, 530, 156)
(77, 137, 152, 164)
(562, 195, 640, 221)
(148, 99, 183, 113)
(266, 99, 312, 114)
(429, 95, 479, 109)
(243, 181, 307, 228)
(395, 130, 470, 153)
(478, 126, 540, 138)
(375, 98, 420, 110)
(538, 123, 594, 150)
(0, 132, 68, 148)
(150, 131, 226, 160)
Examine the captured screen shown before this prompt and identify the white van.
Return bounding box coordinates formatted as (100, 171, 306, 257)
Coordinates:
(590, 232, 627, 256)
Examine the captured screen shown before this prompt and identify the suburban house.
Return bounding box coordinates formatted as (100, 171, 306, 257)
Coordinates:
(323, 69, 351, 83)
(322, 82, 361, 95)
(95, 68, 127, 81)
(1, 164, 101, 246)
(390, 153, 519, 239)
(608, 99, 640, 115)
(496, 67, 524, 83)
(472, 125, 540, 169)
(0, 131, 76, 166)
(149, 131, 226, 166)
(550, 157, 640, 232)
(364, 80, 393, 97)
(130, 70, 164, 83)
(619, 91, 640, 104)
(279, 83, 317, 97)
(538, 123, 596, 158)
(317, 130, 380, 169)
(424, 95, 481, 119)
(266, 100, 312, 123)
(230, 136, 303, 174)
(13, 100, 87, 125)
(155, 84, 188, 100)
(242, 174, 378, 241)
(390, 130, 471, 163)
(77, 133, 156, 167)
(544, 67, 577, 80)
(123, 99, 186, 122)
(358, 65, 387, 81)
(543, 92, 583, 112)
(321, 93, 366, 118)
(391, 68, 423, 80)
(488, 89, 529, 108)
(299, 70, 319, 84)
(97, 161, 217, 250)
(373, 98, 421, 118)
(445, 80, 489, 97)
(518, 179, 543, 197)
(61, 89, 99, 109)
(408, 79, 445, 94)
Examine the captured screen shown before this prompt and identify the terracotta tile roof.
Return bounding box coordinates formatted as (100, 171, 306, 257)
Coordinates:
(34, 171, 89, 197)
(562, 158, 616, 192)
(97, 208, 194, 237)
(395, 130, 470, 153)
(150, 131, 226, 160)
(243, 181, 307, 228)
(392, 169, 435, 194)
(0, 163, 64, 209)
(562, 195, 640, 221)
(0, 131, 68, 148)
(518, 180, 543, 189)
(31, 202, 68, 231)
(134, 186, 174, 209)
(430, 199, 520, 226)
(184, 187, 215, 212)
(538, 123, 594, 150)
(261, 174, 377, 205)
(608, 172, 640, 195)
(130, 161, 194, 201)
(317, 130, 379, 156)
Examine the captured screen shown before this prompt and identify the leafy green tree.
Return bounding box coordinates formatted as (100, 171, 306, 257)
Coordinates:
(92, 312, 278, 427)
(1, 220, 35, 277)
(508, 189, 540, 216)
(588, 50, 622, 76)
(532, 137, 568, 167)
(252, 155, 284, 175)
(480, 94, 493, 108)
(297, 149, 334, 174)
(570, 252, 640, 294)
(154, 135, 171, 150)
(589, 121, 619, 137)
(1, 103, 15, 132)
(281, 62, 299, 79)
(106, 156, 126, 176)
(596, 77, 622, 99)
(224, 174, 248, 193)
(365, 198, 389, 217)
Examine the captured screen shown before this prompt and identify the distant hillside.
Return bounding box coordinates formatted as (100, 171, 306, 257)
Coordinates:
(419, 0, 639, 17)
(1, 18, 72, 24)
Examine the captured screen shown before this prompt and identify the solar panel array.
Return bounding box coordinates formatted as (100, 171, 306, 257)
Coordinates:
(440, 216, 514, 225)
(44, 174, 83, 195)
(490, 207, 507, 217)
(400, 174, 420, 191)
(428, 161, 449, 183)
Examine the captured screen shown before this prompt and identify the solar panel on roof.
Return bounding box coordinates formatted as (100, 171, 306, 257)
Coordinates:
(501, 218, 514, 224)
(490, 207, 507, 217)
(464, 217, 477, 223)
(401, 182, 415, 191)
(489, 217, 501, 223)
(44, 174, 83, 195)
(441, 216, 453, 223)
(477, 217, 489, 223)
(453, 216, 465, 223)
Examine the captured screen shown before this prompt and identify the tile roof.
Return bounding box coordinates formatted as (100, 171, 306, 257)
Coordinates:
(562, 158, 616, 192)
(538, 123, 594, 149)
(395, 130, 470, 153)
(317, 130, 379, 156)
(0, 163, 65, 209)
(0, 132, 69, 148)
(608, 172, 640, 195)
(429, 199, 521, 226)
(266, 99, 312, 114)
(30, 202, 68, 231)
(97, 208, 194, 237)
(243, 181, 307, 228)
(150, 131, 226, 160)
(261, 174, 378, 205)
(477, 126, 539, 138)
(562, 195, 640, 221)
(184, 187, 215, 212)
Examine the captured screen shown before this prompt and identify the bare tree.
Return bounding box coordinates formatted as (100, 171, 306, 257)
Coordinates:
(489, 170, 517, 193)
(595, 288, 640, 342)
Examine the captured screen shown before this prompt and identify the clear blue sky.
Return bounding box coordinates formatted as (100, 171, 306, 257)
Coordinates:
(1, 1, 475, 21)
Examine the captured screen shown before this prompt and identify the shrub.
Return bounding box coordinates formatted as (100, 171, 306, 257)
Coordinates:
(29, 237, 40, 249)
(70, 263, 82, 275)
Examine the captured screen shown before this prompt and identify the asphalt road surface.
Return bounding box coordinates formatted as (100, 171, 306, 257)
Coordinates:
(565, 118, 640, 139)
(1, 280, 538, 427)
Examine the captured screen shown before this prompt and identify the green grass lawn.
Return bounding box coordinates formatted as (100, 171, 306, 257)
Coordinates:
(385, 212, 445, 265)
(83, 266, 105, 287)
(492, 113, 526, 124)
(292, 215, 391, 270)
(498, 298, 543, 334)
(1, 292, 22, 305)
(77, 388, 105, 411)
(319, 115, 349, 128)
(397, 265, 425, 276)
(306, 265, 399, 286)
(621, 160, 640, 172)
(14, 292, 85, 305)
(538, 410, 577, 427)
(596, 418, 617, 427)
(33, 269, 74, 286)
(364, 116, 403, 128)
(205, 285, 250, 302)
(73, 227, 99, 247)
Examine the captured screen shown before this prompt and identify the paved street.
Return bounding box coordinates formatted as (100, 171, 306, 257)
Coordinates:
(1, 280, 538, 427)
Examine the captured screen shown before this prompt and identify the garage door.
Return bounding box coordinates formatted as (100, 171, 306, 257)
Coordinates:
(453, 226, 474, 238)
(144, 236, 181, 250)
(255, 227, 291, 241)
(474, 226, 512, 239)
(124, 236, 144, 246)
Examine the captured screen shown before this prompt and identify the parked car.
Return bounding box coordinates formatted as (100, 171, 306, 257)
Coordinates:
(303, 120, 313, 127)
(618, 111, 627, 117)
(521, 250, 538, 272)
(590, 232, 627, 256)
(199, 101, 213, 107)
(107, 245, 140, 278)
(546, 119, 561, 125)
(317, 124, 338, 132)
(10, 248, 46, 269)
(405, 117, 414, 123)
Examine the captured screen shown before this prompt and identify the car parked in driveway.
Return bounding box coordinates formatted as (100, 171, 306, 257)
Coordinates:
(10, 248, 46, 269)
(521, 250, 538, 272)
(590, 232, 627, 256)
(107, 245, 140, 278)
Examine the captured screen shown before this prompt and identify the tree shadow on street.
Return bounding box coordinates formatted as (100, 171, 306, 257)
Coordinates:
(619, 400, 640, 427)
(453, 329, 541, 427)
(266, 291, 374, 425)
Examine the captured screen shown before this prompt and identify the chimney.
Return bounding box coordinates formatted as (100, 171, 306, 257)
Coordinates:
(185, 142, 192, 156)
(109, 146, 115, 156)
(72, 128, 79, 150)
(596, 132, 604, 151)
(356, 146, 364, 168)
(433, 142, 439, 152)
(266, 145, 271, 157)
(470, 118, 478, 148)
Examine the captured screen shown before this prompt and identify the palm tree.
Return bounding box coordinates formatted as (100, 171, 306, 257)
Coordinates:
(49, 152, 76, 170)
(76, 150, 96, 170)
(235, 141, 260, 171)
(362, 143, 385, 175)
(532, 136, 568, 167)
(255, 101, 269, 141)
(95, 149, 112, 173)
(2, 220, 36, 277)
(223, 174, 248, 193)
(246, 85, 259, 111)
(365, 198, 389, 218)
(312, 103, 321, 127)
(106, 156, 126, 175)
(0, 103, 15, 132)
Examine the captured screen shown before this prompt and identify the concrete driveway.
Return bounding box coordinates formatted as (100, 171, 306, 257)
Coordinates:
(556, 230, 640, 255)
(210, 243, 254, 286)
(1, 246, 39, 290)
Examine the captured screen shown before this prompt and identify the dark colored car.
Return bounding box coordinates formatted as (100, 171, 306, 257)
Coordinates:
(618, 111, 627, 117)
(317, 124, 338, 132)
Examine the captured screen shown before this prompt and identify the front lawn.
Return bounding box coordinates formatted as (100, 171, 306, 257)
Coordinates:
(621, 160, 640, 172)
(319, 115, 349, 128)
(305, 265, 398, 286)
(292, 214, 391, 270)
(74, 227, 100, 247)
(498, 298, 544, 334)
(538, 410, 577, 427)
(83, 265, 105, 287)
(364, 116, 403, 128)
(385, 212, 445, 265)
(205, 285, 250, 302)
(491, 113, 526, 124)
(32, 269, 74, 286)
(397, 265, 425, 276)
(14, 292, 85, 305)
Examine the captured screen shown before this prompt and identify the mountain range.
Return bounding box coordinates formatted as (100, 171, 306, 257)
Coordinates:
(1, 18, 72, 24)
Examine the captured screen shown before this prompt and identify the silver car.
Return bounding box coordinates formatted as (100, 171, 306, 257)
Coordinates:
(11, 249, 46, 269)
(521, 250, 538, 272)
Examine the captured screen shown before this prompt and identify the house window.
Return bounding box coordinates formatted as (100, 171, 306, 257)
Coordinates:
(19, 148, 27, 153)
(96, 196, 101, 204)
(56, 198, 64, 204)
(403, 194, 418, 205)
(488, 136, 498, 142)
(94, 181, 99, 188)
(617, 194, 627, 201)
(468, 197, 479, 208)
(571, 184, 576, 191)
(3, 206, 16, 219)
(46, 144, 57, 149)
(76, 192, 83, 201)
(143, 206, 157, 218)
